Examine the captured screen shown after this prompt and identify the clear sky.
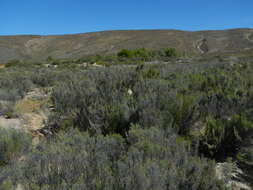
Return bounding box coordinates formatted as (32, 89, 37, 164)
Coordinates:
(1, 0, 253, 35)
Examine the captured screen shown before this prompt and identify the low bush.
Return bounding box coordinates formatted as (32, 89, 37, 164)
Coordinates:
(0, 128, 31, 166)
(0, 128, 226, 190)
(1, 55, 253, 188)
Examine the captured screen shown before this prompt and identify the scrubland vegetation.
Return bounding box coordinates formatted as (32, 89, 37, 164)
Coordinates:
(0, 48, 253, 189)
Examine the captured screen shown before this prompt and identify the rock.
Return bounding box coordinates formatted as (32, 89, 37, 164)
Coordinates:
(39, 128, 53, 136)
(128, 89, 133, 95)
(91, 62, 103, 67)
(82, 62, 88, 67)
(16, 184, 23, 190)
(44, 64, 50, 68)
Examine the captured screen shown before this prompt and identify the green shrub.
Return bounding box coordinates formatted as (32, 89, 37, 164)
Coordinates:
(117, 49, 134, 58)
(199, 117, 225, 158)
(5, 60, 35, 68)
(199, 115, 253, 160)
(164, 48, 177, 57)
(142, 67, 160, 79)
(170, 94, 200, 136)
(5, 60, 22, 68)
(117, 48, 155, 61)
(134, 48, 151, 59)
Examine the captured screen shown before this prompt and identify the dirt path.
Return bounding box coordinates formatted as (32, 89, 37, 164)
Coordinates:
(0, 88, 52, 190)
(246, 31, 253, 44)
(22, 113, 46, 131)
(0, 88, 51, 141)
(0, 117, 22, 130)
(195, 38, 208, 54)
(0, 112, 46, 135)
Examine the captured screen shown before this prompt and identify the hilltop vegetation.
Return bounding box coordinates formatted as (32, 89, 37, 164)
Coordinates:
(0, 49, 253, 189)
(4, 47, 180, 68)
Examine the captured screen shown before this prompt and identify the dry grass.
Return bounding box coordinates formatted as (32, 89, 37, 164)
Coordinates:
(13, 95, 49, 134)
(14, 99, 46, 114)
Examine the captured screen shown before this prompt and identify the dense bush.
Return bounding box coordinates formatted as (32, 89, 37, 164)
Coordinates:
(117, 48, 179, 62)
(199, 114, 253, 160)
(48, 61, 253, 160)
(164, 48, 178, 57)
(0, 71, 33, 101)
(1, 55, 253, 189)
(50, 68, 138, 135)
(117, 49, 135, 58)
(0, 128, 226, 190)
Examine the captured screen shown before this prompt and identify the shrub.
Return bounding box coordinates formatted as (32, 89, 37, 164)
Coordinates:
(0, 128, 226, 190)
(117, 49, 134, 58)
(199, 115, 253, 161)
(5, 60, 22, 68)
(142, 67, 160, 79)
(0, 72, 33, 101)
(117, 48, 154, 61)
(237, 138, 253, 187)
(164, 48, 177, 57)
(50, 68, 139, 136)
(2, 54, 253, 189)
(199, 117, 225, 158)
(134, 48, 151, 59)
(0, 101, 15, 117)
(0, 128, 31, 166)
(170, 94, 200, 136)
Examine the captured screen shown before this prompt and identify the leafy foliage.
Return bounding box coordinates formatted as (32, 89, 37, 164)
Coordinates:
(117, 48, 179, 61)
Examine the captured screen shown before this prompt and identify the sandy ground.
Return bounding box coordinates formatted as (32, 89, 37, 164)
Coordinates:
(0, 117, 22, 130)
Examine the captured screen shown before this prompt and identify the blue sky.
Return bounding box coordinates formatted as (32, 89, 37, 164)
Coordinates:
(1, 0, 253, 35)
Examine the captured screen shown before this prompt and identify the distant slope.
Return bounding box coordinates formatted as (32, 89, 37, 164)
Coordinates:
(1, 28, 253, 63)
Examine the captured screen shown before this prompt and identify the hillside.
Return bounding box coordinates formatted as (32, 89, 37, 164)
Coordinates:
(1, 28, 253, 189)
(1, 28, 253, 63)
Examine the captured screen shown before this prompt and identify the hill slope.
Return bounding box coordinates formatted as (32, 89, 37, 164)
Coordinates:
(1, 28, 253, 63)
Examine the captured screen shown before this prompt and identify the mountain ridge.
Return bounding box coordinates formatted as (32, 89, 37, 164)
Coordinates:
(1, 28, 253, 63)
(2, 27, 253, 36)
